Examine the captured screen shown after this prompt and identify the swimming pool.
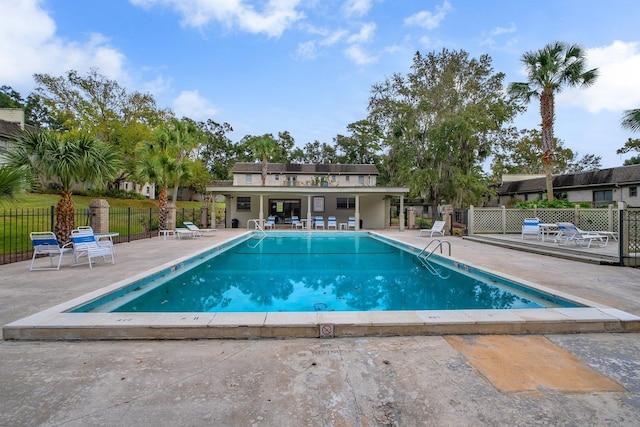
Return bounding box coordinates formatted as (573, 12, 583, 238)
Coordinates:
(71, 232, 580, 314)
(7, 230, 635, 340)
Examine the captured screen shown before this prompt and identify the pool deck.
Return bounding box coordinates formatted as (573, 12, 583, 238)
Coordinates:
(2, 229, 640, 424)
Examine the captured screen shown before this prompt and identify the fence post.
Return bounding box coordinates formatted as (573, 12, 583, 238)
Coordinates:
(468, 205, 474, 234)
(127, 207, 131, 242)
(89, 199, 110, 233)
(575, 205, 580, 226)
(501, 205, 506, 234)
(608, 204, 614, 232)
(50, 205, 55, 232)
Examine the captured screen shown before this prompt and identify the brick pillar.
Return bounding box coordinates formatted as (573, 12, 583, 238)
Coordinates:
(89, 199, 110, 233)
(200, 206, 210, 228)
(166, 202, 177, 230)
(443, 204, 453, 236)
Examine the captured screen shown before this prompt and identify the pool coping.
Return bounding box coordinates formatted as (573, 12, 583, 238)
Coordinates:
(4, 231, 640, 340)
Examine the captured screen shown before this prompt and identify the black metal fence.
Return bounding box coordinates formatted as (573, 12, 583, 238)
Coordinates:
(620, 208, 640, 268)
(0, 206, 210, 265)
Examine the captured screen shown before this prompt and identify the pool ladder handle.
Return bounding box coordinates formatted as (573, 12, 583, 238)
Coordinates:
(417, 239, 451, 260)
(416, 239, 452, 279)
(247, 219, 267, 237)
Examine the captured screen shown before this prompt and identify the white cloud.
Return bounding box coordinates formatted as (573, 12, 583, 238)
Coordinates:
(0, 0, 127, 91)
(173, 90, 219, 120)
(130, 0, 304, 38)
(294, 40, 317, 60)
(344, 45, 377, 65)
(347, 22, 376, 44)
(404, 1, 451, 30)
(558, 41, 640, 113)
(343, 0, 372, 17)
(490, 23, 516, 36)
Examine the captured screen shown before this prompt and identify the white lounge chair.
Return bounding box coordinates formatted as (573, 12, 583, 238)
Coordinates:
(183, 221, 216, 236)
(264, 216, 276, 230)
(347, 217, 356, 230)
(419, 220, 446, 237)
(327, 216, 337, 230)
(71, 230, 115, 268)
(29, 231, 73, 271)
(314, 216, 325, 229)
(556, 222, 608, 248)
(291, 216, 304, 229)
(521, 217, 540, 240)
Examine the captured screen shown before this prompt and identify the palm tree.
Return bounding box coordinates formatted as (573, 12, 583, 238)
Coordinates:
(6, 129, 120, 242)
(621, 108, 640, 132)
(135, 120, 193, 230)
(153, 118, 200, 203)
(0, 163, 28, 204)
(248, 135, 281, 186)
(509, 42, 598, 201)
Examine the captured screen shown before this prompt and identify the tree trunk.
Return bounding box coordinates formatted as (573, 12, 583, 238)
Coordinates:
(261, 157, 267, 186)
(540, 89, 555, 201)
(158, 186, 168, 230)
(54, 190, 75, 244)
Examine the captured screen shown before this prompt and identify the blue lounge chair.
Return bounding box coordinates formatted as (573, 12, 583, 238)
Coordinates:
(314, 216, 325, 229)
(184, 221, 216, 236)
(347, 217, 356, 230)
(29, 232, 73, 271)
(556, 222, 608, 248)
(521, 217, 540, 240)
(327, 216, 337, 230)
(71, 230, 115, 268)
(291, 216, 304, 229)
(264, 216, 276, 230)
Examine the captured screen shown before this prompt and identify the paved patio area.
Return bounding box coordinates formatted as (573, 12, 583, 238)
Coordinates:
(2, 229, 640, 425)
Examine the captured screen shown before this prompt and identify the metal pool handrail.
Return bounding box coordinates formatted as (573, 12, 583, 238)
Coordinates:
(417, 239, 451, 260)
(247, 219, 267, 236)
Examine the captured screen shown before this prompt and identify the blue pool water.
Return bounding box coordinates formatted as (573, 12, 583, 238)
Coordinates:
(72, 232, 581, 313)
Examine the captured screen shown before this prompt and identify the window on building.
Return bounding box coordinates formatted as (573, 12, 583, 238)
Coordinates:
(331, 175, 336, 182)
(593, 190, 613, 206)
(337, 197, 356, 209)
(631, 186, 638, 197)
(245, 174, 252, 184)
(275, 175, 279, 181)
(358, 176, 364, 185)
(345, 176, 350, 182)
(237, 196, 251, 210)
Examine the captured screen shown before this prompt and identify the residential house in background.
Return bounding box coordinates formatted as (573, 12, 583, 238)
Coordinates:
(494, 164, 640, 207)
(206, 163, 409, 230)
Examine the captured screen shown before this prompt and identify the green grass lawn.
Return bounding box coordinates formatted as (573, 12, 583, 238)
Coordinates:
(1, 193, 225, 259)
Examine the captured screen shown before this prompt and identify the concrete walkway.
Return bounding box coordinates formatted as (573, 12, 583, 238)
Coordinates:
(2, 229, 640, 425)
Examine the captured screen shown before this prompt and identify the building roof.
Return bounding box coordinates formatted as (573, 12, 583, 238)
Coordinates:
(231, 162, 379, 175)
(497, 164, 640, 195)
(0, 119, 22, 139)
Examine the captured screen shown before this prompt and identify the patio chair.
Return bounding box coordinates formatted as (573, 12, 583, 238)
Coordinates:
(556, 222, 608, 248)
(291, 216, 304, 229)
(29, 231, 73, 271)
(264, 216, 276, 230)
(72, 226, 116, 257)
(71, 230, 115, 268)
(327, 216, 337, 230)
(183, 221, 216, 236)
(175, 228, 197, 239)
(419, 220, 446, 237)
(314, 216, 325, 229)
(521, 217, 541, 240)
(347, 217, 356, 230)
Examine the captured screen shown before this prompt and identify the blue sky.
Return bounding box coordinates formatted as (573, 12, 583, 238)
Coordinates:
(2, 0, 640, 169)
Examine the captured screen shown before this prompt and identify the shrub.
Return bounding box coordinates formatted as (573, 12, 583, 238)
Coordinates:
(515, 199, 591, 209)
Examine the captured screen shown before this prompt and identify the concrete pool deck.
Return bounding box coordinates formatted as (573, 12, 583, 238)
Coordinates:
(3, 229, 640, 340)
(2, 229, 640, 424)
